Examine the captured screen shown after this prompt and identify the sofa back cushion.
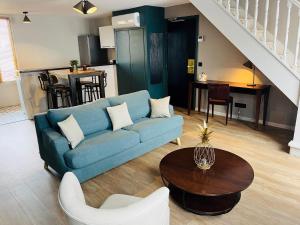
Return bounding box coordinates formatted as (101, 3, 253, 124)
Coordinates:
(108, 90, 151, 121)
(47, 99, 111, 136)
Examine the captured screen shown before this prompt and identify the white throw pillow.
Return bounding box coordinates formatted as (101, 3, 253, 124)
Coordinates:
(57, 115, 84, 149)
(150, 96, 171, 118)
(107, 102, 133, 131)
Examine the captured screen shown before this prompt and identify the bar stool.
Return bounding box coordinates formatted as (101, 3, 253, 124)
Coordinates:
(80, 80, 93, 103)
(49, 75, 72, 108)
(84, 74, 107, 102)
(38, 73, 52, 109)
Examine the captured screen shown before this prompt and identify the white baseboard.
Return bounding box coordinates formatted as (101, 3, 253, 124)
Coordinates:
(288, 140, 300, 157)
(195, 107, 294, 131)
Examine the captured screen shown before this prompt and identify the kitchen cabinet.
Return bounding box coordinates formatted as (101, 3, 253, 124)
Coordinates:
(99, 26, 115, 48)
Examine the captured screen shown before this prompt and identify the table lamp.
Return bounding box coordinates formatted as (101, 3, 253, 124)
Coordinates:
(243, 60, 256, 86)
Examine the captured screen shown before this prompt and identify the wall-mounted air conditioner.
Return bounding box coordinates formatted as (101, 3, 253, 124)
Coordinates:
(112, 12, 140, 29)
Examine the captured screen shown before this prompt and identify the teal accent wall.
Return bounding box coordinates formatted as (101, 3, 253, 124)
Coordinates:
(113, 6, 168, 98)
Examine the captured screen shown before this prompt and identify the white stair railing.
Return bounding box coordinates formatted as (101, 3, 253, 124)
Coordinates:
(253, 0, 259, 36)
(263, 0, 270, 44)
(273, 0, 280, 52)
(217, 0, 300, 72)
(283, 1, 292, 62)
(236, 0, 240, 19)
(294, 9, 300, 67)
(245, 0, 249, 29)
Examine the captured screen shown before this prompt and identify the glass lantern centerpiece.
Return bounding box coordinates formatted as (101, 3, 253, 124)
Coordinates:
(194, 121, 215, 170)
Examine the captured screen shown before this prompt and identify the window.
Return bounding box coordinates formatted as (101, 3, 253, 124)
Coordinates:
(0, 18, 17, 81)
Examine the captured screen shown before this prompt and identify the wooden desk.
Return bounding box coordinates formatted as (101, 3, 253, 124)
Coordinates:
(188, 80, 271, 128)
(68, 70, 106, 106)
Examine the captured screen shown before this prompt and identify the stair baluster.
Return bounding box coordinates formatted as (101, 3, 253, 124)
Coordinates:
(294, 9, 300, 67)
(245, 0, 249, 29)
(236, 0, 240, 19)
(263, 0, 269, 44)
(273, 0, 280, 53)
(254, 0, 259, 36)
(227, 0, 231, 11)
(283, 1, 292, 62)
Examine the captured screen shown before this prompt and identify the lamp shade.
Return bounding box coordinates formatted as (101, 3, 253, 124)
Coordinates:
(243, 60, 253, 70)
(23, 12, 31, 23)
(73, 0, 97, 15)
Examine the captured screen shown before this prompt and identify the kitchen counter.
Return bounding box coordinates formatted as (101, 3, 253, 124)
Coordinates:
(18, 65, 118, 119)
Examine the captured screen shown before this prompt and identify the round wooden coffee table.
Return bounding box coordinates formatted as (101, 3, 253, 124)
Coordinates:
(160, 148, 254, 216)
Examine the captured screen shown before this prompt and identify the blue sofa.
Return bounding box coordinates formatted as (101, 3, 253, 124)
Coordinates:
(34, 90, 184, 182)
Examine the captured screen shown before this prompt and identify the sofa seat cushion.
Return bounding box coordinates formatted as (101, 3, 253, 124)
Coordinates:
(47, 99, 112, 136)
(124, 115, 183, 143)
(64, 130, 140, 169)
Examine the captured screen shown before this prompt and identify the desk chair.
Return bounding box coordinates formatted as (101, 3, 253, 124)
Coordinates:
(206, 83, 233, 125)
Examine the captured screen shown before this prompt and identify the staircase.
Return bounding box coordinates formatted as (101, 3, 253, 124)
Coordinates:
(190, 0, 300, 105)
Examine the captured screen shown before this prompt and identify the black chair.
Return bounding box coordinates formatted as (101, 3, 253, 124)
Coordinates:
(49, 75, 72, 108)
(80, 80, 93, 103)
(38, 73, 52, 109)
(38, 73, 71, 109)
(206, 83, 233, 125)
(83, 73, 107, 102)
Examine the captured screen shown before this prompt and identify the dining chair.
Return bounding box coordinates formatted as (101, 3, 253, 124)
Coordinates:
(58, 172, 170, 225)
(206, 83, 233, 125)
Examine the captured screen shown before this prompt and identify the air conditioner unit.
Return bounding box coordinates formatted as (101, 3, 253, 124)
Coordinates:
(112, 12, 140, 29)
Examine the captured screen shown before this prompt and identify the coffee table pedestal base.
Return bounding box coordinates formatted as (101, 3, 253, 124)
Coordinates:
(169, 185, 241, 216)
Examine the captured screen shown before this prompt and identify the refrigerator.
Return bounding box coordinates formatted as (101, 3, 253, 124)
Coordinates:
(78, 35, 108, 66)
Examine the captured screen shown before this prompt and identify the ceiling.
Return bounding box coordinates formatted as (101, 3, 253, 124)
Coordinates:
(0, 0, 189, 17)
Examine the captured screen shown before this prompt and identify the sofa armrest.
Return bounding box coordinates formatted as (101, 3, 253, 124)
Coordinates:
(169, 105, 174, 116)
(42, 128, 71, 174)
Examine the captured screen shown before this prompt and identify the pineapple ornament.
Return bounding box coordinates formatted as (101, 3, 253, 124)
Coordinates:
(194, 121, 215, 170)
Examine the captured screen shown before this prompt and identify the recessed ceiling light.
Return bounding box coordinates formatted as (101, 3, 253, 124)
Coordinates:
(23, 12, 31, 23)
(73, 0, 97, 15)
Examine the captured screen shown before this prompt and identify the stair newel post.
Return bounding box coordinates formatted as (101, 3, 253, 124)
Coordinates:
(245, 0, 249, 29)
(227, 0, 231, 11)
(254, 0, 259, 36)
(273, 0, 280, 52)
(283, 1, 292, 62)
(263, 0, 270, 44)
(236, 0, 240, 19)
(294, 9, 300, 67)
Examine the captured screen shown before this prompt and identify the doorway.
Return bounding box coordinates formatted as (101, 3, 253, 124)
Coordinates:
(167, 16, 198, 108)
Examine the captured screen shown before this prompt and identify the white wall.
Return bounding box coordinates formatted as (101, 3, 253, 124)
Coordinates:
(0, 81, 20, 107)
(9, 14, 90, 70)
(165, 3, 297, 129)
(0, 14, 90, 107)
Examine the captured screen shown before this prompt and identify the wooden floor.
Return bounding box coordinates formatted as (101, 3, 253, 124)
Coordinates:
(0, 109, 300, 225)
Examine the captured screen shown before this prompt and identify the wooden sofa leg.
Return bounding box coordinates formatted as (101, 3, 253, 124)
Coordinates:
(44, 162, 49, 170)
(176, 137, 182, 146)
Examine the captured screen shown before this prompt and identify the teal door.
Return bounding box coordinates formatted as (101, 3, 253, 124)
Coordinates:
(129, 29, 147, 92)
(115, 30, 131, 94)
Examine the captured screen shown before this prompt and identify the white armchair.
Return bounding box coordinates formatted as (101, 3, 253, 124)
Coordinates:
(58, 172, 170, 225)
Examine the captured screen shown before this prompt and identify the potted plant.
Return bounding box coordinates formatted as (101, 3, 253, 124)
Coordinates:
(70, 60, 79, 72)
